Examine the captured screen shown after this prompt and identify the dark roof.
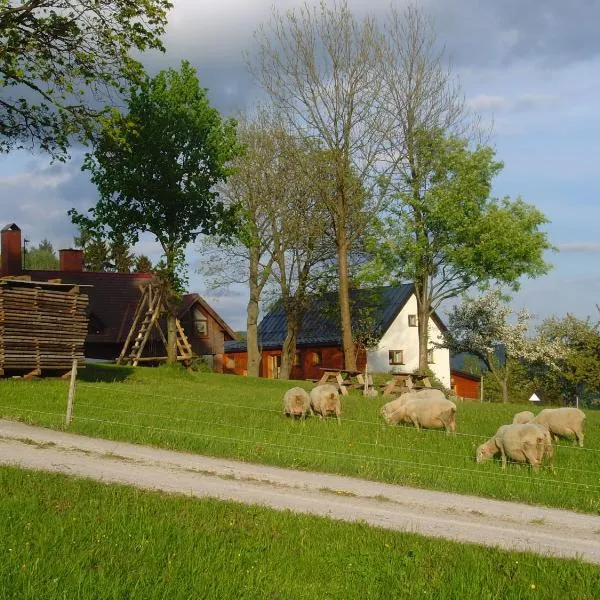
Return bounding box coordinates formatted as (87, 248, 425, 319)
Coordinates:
(26, 269, 153, 343)
(450, 346, 506, 378)
(226, 285, 417, 353)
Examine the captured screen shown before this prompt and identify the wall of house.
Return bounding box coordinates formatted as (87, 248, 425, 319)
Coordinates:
(367, 294, 451, 388)
(180, 306, 226, 372)
(451, 372, 481, 400)
(223, 346, 367, 380)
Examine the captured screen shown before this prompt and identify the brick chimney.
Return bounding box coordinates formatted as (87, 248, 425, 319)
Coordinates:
(1, 223, 23, 276)
(59, 248, 84, 272)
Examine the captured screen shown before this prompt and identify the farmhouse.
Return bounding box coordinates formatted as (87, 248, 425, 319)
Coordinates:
(1, 224, 235, 369)
(224, 285, 452, 388)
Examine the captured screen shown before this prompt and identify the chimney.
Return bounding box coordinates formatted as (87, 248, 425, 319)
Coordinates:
(59, 248, 84, 272)
(1, 223, 23, 276)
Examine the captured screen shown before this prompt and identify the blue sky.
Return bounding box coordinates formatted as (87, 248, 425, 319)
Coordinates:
(1, 0, 599, 330)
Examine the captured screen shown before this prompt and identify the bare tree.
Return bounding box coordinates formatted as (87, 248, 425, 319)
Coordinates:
(268, 138, 335, 379)
(248, 0, 391, 371)
(199, 113, 278, 377)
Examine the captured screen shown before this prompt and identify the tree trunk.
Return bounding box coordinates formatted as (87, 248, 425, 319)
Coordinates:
(415, 282, 430, 373)
(279, 328, 297, 380)
(246, 259, 261, 377)
(500, 379, 509, 404)
(337, 237, 356, 371)
(167, 314, 177, 364)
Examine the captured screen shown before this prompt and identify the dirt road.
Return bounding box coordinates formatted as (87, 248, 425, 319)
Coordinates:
(1, 419, 599, 564)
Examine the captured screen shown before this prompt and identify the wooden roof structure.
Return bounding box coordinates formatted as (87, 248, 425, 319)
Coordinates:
(0, 277, 90, 376)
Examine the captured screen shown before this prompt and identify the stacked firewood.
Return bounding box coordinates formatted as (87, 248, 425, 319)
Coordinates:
(0, 280, 88, 375)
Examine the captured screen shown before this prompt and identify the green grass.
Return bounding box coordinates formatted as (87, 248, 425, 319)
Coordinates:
(1, 364, 599, 514)
(1, 466, 598, 600)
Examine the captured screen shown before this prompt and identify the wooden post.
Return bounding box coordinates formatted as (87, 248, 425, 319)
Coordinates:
(65, 359, 77, 426)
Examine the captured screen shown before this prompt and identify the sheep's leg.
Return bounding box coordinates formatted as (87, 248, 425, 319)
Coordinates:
(499, 446, 507, 470)
(409, 414, 420, 430)
(576, 431, 584, 447)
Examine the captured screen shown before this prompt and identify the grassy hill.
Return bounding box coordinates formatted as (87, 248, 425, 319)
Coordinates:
(0, 364, 598, 514)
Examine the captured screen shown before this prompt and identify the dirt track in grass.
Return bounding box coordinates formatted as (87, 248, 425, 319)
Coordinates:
(1, 418, 599, 564)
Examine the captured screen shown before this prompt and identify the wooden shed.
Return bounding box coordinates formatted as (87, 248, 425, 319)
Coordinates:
(0, 278, 89, 376)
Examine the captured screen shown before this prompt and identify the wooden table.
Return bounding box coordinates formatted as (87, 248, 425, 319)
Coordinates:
(382, 372, 431, 397)
(317, 368, 365, 396)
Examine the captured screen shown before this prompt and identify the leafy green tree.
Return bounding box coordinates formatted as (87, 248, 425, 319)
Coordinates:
(133, 254, 153, 273)
(0, 0, 171, 159)
(23, 238, 59, 269)
(369, 128, 553, 372)
(109, 232, 134, 273)
(73, 225, 110, 271)
(71, 61, 240, 362)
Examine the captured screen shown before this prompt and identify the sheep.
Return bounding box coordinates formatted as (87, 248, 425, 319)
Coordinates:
(283, 387, 312, 420)
(530, 407, 587, 447)
(382, 394, 457, 433)
(476, 423, 554, 471)
(380, 388, 451, 427)
(512, 410, 535, 425)
(310, 384, 342, 424)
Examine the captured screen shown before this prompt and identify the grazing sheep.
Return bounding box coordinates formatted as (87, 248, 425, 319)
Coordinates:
(382, 394, 456, 433)
(310, 384, 341, 424)
(512, 410, 535, 425)
(476, 423, 554, 471)
(380, 396, 411, 425)
(530, 407, 587, 447)
(283, 387, 312, 420)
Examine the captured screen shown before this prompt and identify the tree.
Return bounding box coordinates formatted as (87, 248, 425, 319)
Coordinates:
(0, 0, 171, 159)
(108, 232, 134, 273)
(370, 127, 552, 372)
(537, 313, 600, 406)
(71, 61, 240, 362)
(443, 290, 564, 403)
(248, 0, 390, 371)
(266, 133, 334, 380)
(23, 238, 59, 269)
(133, 254, 153, 274)
(74, 225, 110, 271)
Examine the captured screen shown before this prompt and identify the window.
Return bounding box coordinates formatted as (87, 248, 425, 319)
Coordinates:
(293, 352, 302, 367)
(389, 350, 404, 365)
(311, 351, 322, 365)
(408, 314, 418, 327)
(427, 349, 435, 364)
(193, 309, 208, 336)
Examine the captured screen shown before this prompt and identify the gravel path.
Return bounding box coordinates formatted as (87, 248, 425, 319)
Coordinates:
(1, 419, 599, 564)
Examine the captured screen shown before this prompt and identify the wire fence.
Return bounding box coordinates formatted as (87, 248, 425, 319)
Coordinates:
(1, 374, 599, 496)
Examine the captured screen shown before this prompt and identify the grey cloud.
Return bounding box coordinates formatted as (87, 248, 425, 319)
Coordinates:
(558, 242, 600, 254)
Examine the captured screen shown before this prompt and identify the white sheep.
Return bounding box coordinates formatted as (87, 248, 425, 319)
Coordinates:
(283, 387, 312, 420)
(476, 423, 554, 471)
(310, 384, 342, 424)
(512, 410, 535, 424)
(382, 394, 457, 433)
(530, 407, 587, 447)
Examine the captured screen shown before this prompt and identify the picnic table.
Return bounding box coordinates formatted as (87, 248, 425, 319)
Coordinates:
(316, 367, 365, 396)
(382, 372, 431, 397)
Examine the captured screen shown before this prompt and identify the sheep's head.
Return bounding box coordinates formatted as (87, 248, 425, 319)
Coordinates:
(476, 441, 495, 463)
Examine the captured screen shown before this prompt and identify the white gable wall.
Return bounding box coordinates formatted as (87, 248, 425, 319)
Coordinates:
(366, 294, 450, 388)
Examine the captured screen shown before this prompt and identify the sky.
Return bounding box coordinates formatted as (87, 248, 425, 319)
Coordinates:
(1, 0, 599, 330)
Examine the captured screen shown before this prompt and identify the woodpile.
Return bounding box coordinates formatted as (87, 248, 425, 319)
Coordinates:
(0, 279, 89, 376)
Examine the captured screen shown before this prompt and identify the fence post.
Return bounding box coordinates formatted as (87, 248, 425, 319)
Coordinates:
(65, 359, 77, 426)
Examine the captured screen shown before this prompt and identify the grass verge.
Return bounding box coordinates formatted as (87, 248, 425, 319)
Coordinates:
(1, 466, 598, 600)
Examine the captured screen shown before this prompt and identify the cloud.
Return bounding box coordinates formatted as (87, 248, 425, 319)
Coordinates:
(558, 242, 600, 254)
(467, 93, 560, 113)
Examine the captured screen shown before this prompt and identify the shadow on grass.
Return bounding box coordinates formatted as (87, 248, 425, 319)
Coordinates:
(78, 363, 135, 383)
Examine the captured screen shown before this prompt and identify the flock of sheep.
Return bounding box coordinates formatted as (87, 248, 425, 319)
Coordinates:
(283, 383, 587, 471)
